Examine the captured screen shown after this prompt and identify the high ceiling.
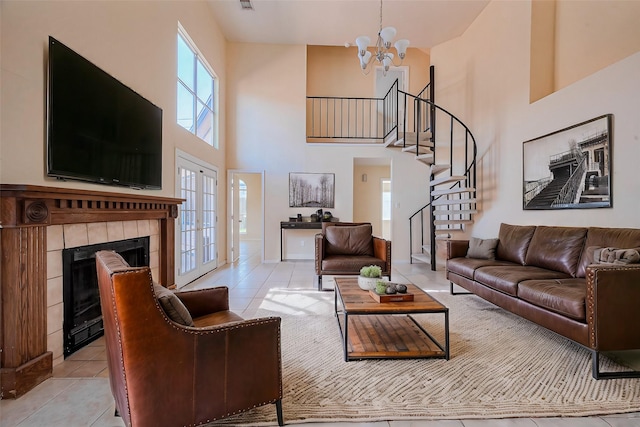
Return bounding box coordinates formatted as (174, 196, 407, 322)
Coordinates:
(207, 0, 490, 49)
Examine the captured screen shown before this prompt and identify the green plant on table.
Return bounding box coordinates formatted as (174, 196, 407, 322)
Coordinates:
(359, 265, 382, 278)
(375, 280, 388, 295)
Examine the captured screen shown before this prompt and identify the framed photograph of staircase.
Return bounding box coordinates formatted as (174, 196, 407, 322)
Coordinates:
(523, 114, 612, 210)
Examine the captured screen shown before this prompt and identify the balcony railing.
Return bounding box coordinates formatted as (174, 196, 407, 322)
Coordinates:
(306, 80, 398, 143)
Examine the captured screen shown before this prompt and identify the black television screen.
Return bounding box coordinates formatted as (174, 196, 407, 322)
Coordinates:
(47, 37, 162, 189)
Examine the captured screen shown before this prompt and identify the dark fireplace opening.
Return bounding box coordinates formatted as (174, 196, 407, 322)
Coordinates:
(63, 237, 150, 357)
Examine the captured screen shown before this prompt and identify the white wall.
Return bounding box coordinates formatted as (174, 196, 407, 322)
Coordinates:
(431, 0, 640, 238)
(1, 0, 229, 263)
(1, 1, 227, 194)
(226, 42, 430, 262)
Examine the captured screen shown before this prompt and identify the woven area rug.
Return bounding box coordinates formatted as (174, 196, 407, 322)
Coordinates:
(216, 288, 640, 425)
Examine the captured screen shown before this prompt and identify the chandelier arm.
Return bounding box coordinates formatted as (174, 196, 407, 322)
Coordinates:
(355, 0, 408, 74)
(360, 65, 373, 76)
(390, 57, 404, 67)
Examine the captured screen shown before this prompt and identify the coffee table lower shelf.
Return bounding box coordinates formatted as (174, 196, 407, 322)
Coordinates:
(337, 314, 447, 361)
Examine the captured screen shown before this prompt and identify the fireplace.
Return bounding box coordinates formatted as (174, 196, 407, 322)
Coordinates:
(0, 184, 181, 398)
(63, 237, 150, 356)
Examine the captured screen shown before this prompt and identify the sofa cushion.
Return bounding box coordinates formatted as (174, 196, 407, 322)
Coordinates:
(518, 279, 586, 321)
(467, 237, 499, 260)
(325, 224, 374, 256)
(577, 227, 640, 277)
(495, 223, 536, 265)
(192, 310, 244, 328)
(446, 257, 516, 280)
(154, 284, 195, 326)
(524, 226, 588, 277)
(474, 265, 570, 297)
(321, 255, 385, 273)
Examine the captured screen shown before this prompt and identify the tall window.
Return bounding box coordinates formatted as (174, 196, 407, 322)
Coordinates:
(177, 27, 217, 148)
(381, 179, 391, 240)
(239, 180, 247, 235)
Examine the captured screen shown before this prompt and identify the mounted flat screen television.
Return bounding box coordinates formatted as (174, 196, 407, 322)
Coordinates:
(47, 36, 162, 189)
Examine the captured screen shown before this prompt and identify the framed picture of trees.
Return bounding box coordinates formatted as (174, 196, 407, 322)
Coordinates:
(523, 114, 612, 210)
(289, 172, 335, 208)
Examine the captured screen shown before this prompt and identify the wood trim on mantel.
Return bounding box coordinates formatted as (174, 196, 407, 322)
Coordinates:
(0, 184, 184, 398)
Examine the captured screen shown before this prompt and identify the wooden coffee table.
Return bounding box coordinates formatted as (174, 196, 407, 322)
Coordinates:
(334, 277, 449, 361)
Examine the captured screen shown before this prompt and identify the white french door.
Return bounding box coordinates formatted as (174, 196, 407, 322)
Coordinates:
(176, 155, 218, 287)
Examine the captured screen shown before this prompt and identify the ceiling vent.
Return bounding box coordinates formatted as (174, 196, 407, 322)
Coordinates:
(240, 0, 254, 10)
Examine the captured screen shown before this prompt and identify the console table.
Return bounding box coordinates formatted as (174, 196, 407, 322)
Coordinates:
(280, 219, 339, 260)
(280, 221, 321, 261)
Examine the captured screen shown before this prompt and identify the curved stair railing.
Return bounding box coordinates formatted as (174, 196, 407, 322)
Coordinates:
(305, 65, 478, 270)
(406, 95, 478, 269)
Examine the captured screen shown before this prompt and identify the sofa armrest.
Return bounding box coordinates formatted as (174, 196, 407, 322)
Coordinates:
(372, 237, 390, 262)
(586, 264, 640, 351)
(175, 286, 230, 319)
(446, 239, 469, 260)
(315, 233, 325, 274)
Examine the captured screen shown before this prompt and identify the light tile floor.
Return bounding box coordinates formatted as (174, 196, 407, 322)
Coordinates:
(2, 240, 640, 427)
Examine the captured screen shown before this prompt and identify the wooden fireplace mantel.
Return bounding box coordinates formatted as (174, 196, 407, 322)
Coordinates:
(0, 184, 183, 398)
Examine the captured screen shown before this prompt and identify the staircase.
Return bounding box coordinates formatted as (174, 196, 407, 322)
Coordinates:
(306, 65, 477, 270)
(524, 147, 587, 209)
(525, 175, 570, 208)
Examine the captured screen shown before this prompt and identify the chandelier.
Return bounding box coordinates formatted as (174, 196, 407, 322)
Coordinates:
(355, 0, 409, 75)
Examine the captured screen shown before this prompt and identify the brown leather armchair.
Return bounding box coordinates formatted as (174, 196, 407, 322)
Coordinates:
(315, 222, 391, 291)
(95, 250, 283, 427)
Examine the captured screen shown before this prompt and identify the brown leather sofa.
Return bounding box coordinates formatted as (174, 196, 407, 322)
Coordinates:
(315, 222, 391, 291)
(446, 223, 640, 379)
(95, 250, 283, 427)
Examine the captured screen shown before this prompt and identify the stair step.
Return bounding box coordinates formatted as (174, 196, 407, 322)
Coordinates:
(434, 219, 474, 226)
(416, 154, 434, 164)
(401, 144, 434, 154)
(429, 175, 466, 187)
(434, 229, 464, 235)
(432, 198, 477, 206)
(383, 132, 398, 147)
(393, 139, 432, 147)
(435, 227, 466, 232)
(435, 234, 456, 240)
(430, 164, 451, 176)
(433, 209, 478, 216)
(431, 187, 475, 196)
(402, 130, 432, 142)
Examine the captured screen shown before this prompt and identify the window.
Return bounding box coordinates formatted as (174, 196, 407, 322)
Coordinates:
(177, 27, 217, 147)
(239, 180, 247, 235)
(381, 179, 391, 240)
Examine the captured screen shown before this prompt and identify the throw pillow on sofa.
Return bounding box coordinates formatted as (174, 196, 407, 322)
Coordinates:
(153, 284, 195, 326)
(466, 237, 499, 259)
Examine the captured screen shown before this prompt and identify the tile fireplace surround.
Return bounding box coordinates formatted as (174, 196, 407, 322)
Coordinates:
(0, 184, 182, 399)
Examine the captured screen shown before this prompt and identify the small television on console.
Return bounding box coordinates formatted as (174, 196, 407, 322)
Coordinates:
(47, 36, 162, 189)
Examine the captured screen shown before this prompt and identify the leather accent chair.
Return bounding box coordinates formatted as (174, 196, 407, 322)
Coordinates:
(315, 222, 391, 291)
(95, 250, 283, 427)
